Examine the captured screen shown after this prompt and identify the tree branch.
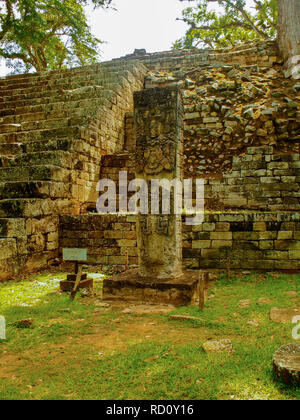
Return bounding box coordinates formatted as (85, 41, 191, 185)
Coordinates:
(0, 48, 31, 63)
(0, 0, 14, 41)
(180, 0, 270, 39)
(177, 17, 253, 32)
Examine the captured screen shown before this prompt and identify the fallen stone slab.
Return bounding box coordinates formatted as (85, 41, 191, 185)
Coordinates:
(247, 320, 259, 326)
(95, 301, 110, 308)
(285, 291, 298, 297)
(169, 315, 205, 322)
(273, 343, 300, 385)
(270, 308, 300, 323)
(258, 297, 273, 305)
(238, 299, 251, 308)
(202, 339, 233, 353)
(123, 304, 176, 314)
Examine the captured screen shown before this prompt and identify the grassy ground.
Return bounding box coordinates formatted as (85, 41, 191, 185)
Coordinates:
(0, 270, 299, 400)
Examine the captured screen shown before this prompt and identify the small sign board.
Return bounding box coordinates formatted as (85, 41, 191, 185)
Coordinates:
(0, 316, 5, 340)
(63, 248, 87, 262)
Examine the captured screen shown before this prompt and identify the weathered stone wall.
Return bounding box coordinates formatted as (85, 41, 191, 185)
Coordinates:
(101, 144, 300, 212)
(59, 212, 300, 272)
(183, 212, 300, 271)
(123, 40, 300, 178)
(0, 60, 146, 279)
(206, 146, 300, 210)
(59, 214, 137, 270)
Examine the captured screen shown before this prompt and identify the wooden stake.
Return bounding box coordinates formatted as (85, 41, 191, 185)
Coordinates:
(199, 272, 209, 311)
(70, 264, 83, 301)
(226, 258, 231, 282)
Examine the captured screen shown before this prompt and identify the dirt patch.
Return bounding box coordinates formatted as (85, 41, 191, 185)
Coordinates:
(0, 305, 207, 382)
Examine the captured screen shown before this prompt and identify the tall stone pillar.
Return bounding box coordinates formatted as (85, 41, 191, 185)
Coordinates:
(103, 87, 198, 305)
(134, 87, 183, 279)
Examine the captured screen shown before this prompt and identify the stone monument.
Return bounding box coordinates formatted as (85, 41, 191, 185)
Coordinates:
(134, 87, 183, 279)
(103, 87, 199, 305)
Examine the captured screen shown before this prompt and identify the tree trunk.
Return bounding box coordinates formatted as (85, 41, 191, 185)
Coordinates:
(278, 0, 300, 64)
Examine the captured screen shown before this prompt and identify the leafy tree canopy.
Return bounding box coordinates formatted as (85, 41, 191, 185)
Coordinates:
(0, 0, 113, 73)
(174, 0, 278, 49)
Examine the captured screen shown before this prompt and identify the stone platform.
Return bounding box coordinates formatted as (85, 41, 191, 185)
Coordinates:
(102, 269, 200, 306)
(60, 276, 94, 292)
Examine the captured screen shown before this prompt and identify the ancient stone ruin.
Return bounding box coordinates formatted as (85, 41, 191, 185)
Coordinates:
(134, 87, 183, 279)
(0, 39, 300, 282)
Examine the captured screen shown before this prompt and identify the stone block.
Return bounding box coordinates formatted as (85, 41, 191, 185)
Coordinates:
(0, 238, 17, 260)
(215, 222, 230, 232)
(212, 240, 232, 248)
(117, 239, 136, 247)
(202, 223, 215, 231)
(289, 250, 300, 259)
(210, 232, 232, 240)
(277, 231, 293, 240)
(253, 222, 266, 231)
(233, 232, 260, 241)
(192, 240, 211, 249)
(259, 240, 274, 250)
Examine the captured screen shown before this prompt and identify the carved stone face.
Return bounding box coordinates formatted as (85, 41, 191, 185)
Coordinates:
(143, 146, 164, 174)
(137, 140, 175, 175)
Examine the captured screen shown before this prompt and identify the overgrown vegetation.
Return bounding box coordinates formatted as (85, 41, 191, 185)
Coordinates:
(0, 0, 113, 73)
(0, 270, 299, 400)
(175, 0, 278, 49)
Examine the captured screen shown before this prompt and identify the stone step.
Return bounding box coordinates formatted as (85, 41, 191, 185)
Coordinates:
(0, 165, 70, 182)
(0, 150, 73, 169)
(0, 196, 76, 218)
(0, 138, 73, 156)
(0, 97, 109, 119)
(0, 72, 133, 98)
(0, 86, 118, 110)
(0, 143, 23, 156)
(0, 117, 74, 134)
(0, 97, 110, 123)
(0, 126, 79, 144)
(0, 198, 53, 218)
(0, 181, 72, 199)
(0, 112, 107, 135)
(0, 80, 126, 106)
(0, 61, 143, 89)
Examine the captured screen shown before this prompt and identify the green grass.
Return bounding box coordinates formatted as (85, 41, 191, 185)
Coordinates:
(0, 270, 299, 400)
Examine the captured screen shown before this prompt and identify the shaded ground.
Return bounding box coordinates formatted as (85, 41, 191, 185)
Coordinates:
(0, 270, 299, 400)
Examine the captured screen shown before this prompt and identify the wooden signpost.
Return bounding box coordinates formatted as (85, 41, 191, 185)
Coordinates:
(199, 272, 209, 311)
(60, 248, 93, 300)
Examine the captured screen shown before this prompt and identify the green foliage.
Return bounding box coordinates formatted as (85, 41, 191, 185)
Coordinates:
(175, 0, 278, 49)
(0, 0, 113, 73)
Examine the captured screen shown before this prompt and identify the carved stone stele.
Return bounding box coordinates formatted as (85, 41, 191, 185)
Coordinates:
(134, 87, 183, 279)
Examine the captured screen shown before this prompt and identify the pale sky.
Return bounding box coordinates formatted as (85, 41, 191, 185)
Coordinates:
(87, 0, 189, 61)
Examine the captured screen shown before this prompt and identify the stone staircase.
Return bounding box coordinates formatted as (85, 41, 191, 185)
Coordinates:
(0, 60, 146, 280)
